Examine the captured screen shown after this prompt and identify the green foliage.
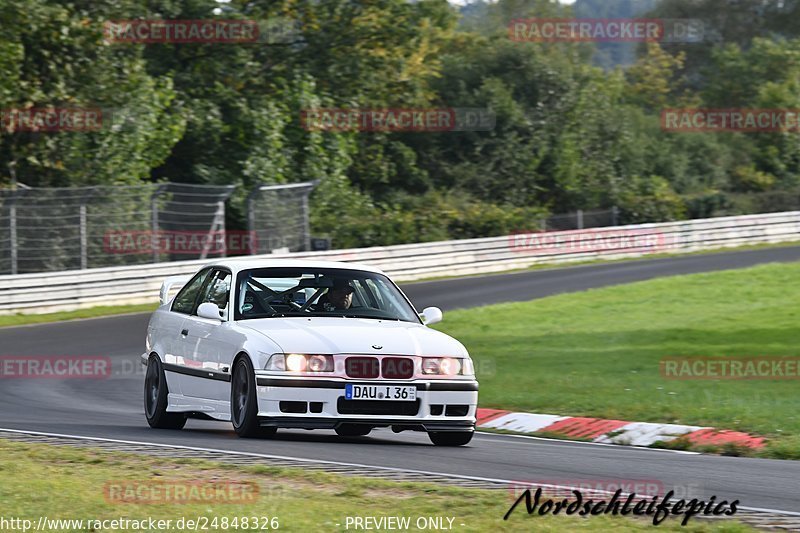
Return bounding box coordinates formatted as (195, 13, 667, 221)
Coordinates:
(2, 0, 800, 247)
(0, 0, 184, 186)
(617, 175, 686, 224)
(310, 188, 545, 249)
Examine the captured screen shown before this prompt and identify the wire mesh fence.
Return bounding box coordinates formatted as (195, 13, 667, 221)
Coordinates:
(247, 181, 317, 254)
(542, 208, 619, 231)
(0, 178, 617, 275)
(0, 183, 236, 274)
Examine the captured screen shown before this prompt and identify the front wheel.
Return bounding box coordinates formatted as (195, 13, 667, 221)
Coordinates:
(144, 356, 187, 430)
(231, 357, 276, 438)
(429, 431, 473, 446)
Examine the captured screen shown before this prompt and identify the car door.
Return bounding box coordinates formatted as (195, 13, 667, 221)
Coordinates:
(179, 268, 235, 403)
(161, 267, 213, 396)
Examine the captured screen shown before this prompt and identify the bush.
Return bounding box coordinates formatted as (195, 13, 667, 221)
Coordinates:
(311, 188, 547, 249)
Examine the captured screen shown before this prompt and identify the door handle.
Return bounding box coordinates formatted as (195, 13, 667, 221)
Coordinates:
(180, 329, 189, 336)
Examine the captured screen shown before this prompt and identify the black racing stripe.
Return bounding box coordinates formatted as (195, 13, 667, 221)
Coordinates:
(427, 381, 479, 392)
(256, 378, 347, 389)
(257, 379, 425, 389)
(163, 362, 231, 382)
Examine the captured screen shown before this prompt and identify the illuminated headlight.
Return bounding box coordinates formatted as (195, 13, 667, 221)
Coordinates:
(421, 357, 466, 376)
(286, 354, 307, 372)
(265, 354, 334, 373)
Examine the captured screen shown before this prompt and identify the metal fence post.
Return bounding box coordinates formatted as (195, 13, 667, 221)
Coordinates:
(302, 192, 311, 251)
(217, 200, 226, 258)
(612, 206, 619, 226)
(201, 200, 226, 260)
(151, 186, 162, 264)
(9, 204, 17, 275)
(79, 204, 87, 269)
(247, 187, 258, 255)
(577, 209, 584, 230)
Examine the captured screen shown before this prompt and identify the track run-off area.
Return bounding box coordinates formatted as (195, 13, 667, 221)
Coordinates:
(2, 245, 800, 517)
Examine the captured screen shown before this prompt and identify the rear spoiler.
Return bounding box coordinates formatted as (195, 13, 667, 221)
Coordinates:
(159, 275, 192, 305)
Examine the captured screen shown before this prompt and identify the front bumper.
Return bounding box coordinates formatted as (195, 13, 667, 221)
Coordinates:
(254, 376, 478, 432)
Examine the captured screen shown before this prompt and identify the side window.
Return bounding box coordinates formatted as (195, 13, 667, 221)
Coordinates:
(171, 268, 211, 315)
(198, 270, 231, 310)
(370, 278, 405, 315)
(363, 279, 384, 309)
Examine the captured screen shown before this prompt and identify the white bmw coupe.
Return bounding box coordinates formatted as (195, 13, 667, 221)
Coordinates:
(142, 259, 478, 446)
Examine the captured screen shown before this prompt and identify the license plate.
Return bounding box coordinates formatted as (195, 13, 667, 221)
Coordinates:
(345, 384, 416, 401)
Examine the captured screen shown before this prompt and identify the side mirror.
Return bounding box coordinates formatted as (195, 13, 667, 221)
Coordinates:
(197, 302, 223, 322)
(420, 306, 443, 325)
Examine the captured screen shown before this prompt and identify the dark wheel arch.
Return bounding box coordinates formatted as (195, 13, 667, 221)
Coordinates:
(144, 353, 187, 430)
(230, 353, 276, 439)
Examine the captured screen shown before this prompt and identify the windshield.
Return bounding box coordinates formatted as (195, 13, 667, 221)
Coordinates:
(234, 267, 420, 323)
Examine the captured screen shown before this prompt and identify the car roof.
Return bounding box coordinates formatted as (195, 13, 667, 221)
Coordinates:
(200, 258, 386, 275)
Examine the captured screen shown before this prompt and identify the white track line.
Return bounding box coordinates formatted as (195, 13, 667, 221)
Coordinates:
(0, 427, 797, 517)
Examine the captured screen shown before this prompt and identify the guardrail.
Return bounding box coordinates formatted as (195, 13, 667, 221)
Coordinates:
(1, 211, 799, 315)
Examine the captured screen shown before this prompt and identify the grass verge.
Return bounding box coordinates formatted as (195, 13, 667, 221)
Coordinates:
(0, 439, 754, 532)
(434, 262, 800, 458)
(0, 303, 157, 329)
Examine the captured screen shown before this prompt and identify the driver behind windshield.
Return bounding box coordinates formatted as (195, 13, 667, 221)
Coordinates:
(320, 279, 355, 310)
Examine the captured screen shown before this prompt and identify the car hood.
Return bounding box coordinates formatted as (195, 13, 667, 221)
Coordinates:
(238, 317, 468, 357)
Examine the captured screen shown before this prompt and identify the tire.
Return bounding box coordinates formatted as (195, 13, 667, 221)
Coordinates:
(335, 424, 372, 437)
(429, 431, 474, 446)
(231, 357, 276, 438)
(144, 355, 187, 430)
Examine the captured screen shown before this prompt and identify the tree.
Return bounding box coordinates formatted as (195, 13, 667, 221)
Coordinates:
(0, 0, 184, 186)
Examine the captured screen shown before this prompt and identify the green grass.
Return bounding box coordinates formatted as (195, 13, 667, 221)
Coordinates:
(435, 262, 800, 456)
(0, 303, 157, 328)
(0, 439, 755, 532)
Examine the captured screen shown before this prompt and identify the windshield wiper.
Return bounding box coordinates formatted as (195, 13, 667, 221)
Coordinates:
(337, 314, 401, 321)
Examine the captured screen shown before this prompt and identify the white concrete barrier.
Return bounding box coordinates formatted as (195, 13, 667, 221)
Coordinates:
(1, 212, 798, 315)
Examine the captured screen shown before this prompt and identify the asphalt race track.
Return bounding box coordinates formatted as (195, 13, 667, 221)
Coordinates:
(2, 246, 800, 514)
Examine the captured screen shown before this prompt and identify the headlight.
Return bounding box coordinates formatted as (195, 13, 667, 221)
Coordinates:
(286, 354, 307, 372)
(421, 357, 467, 376)
(422, 358, 441, 374)
(308, 354, 334, 372)
(265, 354, 334, 373)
